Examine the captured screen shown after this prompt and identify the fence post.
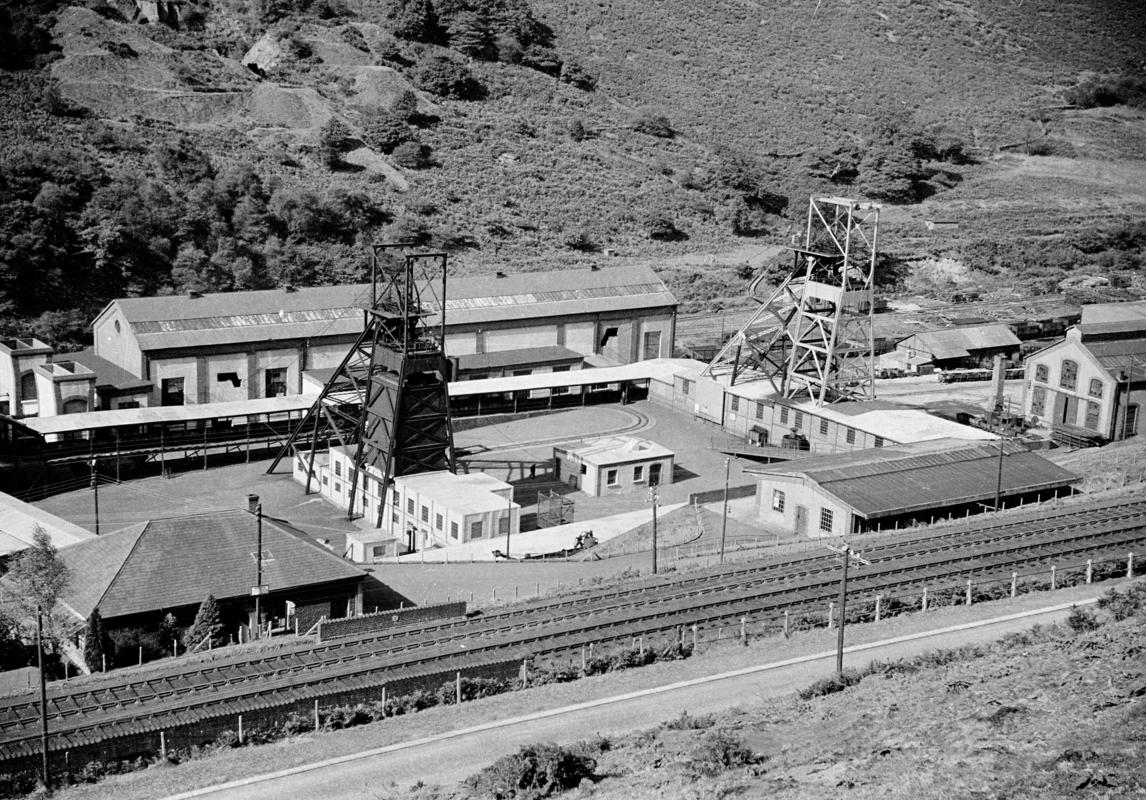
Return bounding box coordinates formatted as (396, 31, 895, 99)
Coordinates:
(456, 671, 462, 704)
(314, 699, 320, 730)
(588, 642, 594, 661)
(783, 610, 790, 637)
(159, 731, 166, 760)
(921, 589, 928, 612)
(740, 616, 747, 646)
(679, 625, 686, 648)
(581, 645, 587, 673)
(1050, 565, 1056, 591)
(966, 579, 972, 606)
(1086, 559, 1093, 584)
(1129, 552, 1135, 579)
(238, 714, 243, 744)
(691, 624, 698, 649)
(828, 602, 835, 628)
(381, 685, 387, 715)
(639, 635, 644, 656)
(1010, 572, 1017, 598)
(521, 659, 528, 684)
(874, 595, 882, 622)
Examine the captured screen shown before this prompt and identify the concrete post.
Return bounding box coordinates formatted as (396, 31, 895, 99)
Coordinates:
(783, 610, 790, 637)
(314, 699, 320, 730)
(921, 589, 928, 612)
(1050, 565, 1056, 591)
(691, 624, 698, 649)
(828, 601, 835, 628)
(1129, 552, 1135, 579)
(581, 645, 587, 672)
(740, 616, 747, 646)
(966, 579, 972, 606)
(874, 595, 882, 622)
(1086, 559, 1093, 584)
(639, 635, 644, 656)
(238, 714, 243, 744)
(1011, 572, 1018, 598)
(456, 671, 462, 704)
(159, 731, 166, 760)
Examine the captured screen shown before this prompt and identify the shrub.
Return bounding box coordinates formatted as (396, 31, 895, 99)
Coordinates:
(797, 669, 862, 700)
(391, 141, 432, 168)
(1063, 73, 1146, 109)
(632, 111, 674, 138)
(560, 61, 596, 91)
(412, 55, 484, 100)
(663, 710, 715, 731)
(568, 119, 587, 142)
(688, 731, 756, 776)
(563, 231, 599, 252)
(647, 216, 685, 241)
(465, 743, 596, 799)
(1066, 605, 1101, 632)
(362, 111, 417, 153)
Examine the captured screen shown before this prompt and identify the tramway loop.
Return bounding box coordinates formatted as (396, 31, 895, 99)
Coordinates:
(0, 496, 1142, 767)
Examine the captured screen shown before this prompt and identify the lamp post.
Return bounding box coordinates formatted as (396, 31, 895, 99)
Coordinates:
(824, 543, 870, 675)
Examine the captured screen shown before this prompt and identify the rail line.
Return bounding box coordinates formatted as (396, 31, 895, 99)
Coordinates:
(0, 496, 1143, 759)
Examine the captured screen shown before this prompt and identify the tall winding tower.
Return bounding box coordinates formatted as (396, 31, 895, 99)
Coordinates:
(701, 196, 880, 405)
(269, 245, 456, 525)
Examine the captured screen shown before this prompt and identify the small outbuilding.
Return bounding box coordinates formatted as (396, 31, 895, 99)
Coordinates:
(895, 323, 1021, 371)
(554, 436, 674, 496)
(750, 438, 1079, 538)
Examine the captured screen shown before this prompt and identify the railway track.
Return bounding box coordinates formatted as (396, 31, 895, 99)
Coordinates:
(0, 496, 1143, 758)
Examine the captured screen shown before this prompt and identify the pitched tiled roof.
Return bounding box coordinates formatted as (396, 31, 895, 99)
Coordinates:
(107, 267, 676, 352)
(901, 324, 1020, 361)
(56, 510, 365, 621)
(751, 440, 1079, 519)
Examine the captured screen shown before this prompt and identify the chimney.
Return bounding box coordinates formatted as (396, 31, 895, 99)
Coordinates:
(247, 494, 259, 514)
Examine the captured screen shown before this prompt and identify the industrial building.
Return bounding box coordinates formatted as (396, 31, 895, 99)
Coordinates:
(50, 506, 367, 639)
(1023, 300, 1146, 444)
(0, 493, 93, 561)
(554, 436, 675, 496)
(293, 445, 519, 552)
(74, 265, 675, 413)
(889, 323, 1021, 372)
(751, 438, 1080, 537)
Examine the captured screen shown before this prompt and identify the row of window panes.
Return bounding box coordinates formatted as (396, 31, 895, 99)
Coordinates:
(777, 404, 858, 443)
(771, 490, 834, 532)
(1034, 360, 1103, 397)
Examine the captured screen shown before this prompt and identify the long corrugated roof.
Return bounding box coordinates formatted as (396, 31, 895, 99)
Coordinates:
(1085, 337, 1146, 380)
(456, 345, 584, 372)
(900, 324, 1020, 360)
(56, 509, 366, 621)
(751, 440, 1079, 519)
(1079, 300, 1146, 336)
(111, 266, 676, 352)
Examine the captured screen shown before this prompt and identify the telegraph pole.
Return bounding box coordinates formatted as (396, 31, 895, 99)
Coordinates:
(824, 543, 870, 675)
(649, 486, 659, 575)
(719, 457, 730, 564)
(504, 491, 513, 559)
(36, 606, 50, 795)
(89, 458, 100, 536)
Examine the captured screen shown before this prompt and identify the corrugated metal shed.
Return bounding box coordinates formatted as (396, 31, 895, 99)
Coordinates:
(899, 323, 1020, 361)
(1080, 299, 1146, 336)
(750, 439, 1079, 519)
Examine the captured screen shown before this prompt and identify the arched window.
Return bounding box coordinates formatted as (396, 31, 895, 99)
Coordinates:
(1034, 364, 1048, 383)
(1088, 378, 1103, 398)
(1031, 386, 1046, 417)
(1060, 359, 1078, 391)
(63, 397, 88, 414)
(19, 371, 36, 402)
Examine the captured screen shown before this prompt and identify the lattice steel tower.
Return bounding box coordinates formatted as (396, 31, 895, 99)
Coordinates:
(701, 196, 880, 405)
(269, 245, 456, 525)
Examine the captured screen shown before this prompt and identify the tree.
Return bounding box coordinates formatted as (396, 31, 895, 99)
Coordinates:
(391, 0, 444, 43)
(182, 594, 226, 651)
(391, 141, 432, 169)
(317, 118, 354, 170)
(412, 55, 484, 100)
(647, 215, 685, 241)
(448, 10, 497, 60)
(362, 111, 417, 154)
(7, 526, 69, 620)
(83, 609, 113, 672)
(389, 90, 419, 121)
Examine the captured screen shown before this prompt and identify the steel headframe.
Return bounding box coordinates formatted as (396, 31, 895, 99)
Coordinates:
(267, 244, 456, 524)
(701, 196, 879, 405)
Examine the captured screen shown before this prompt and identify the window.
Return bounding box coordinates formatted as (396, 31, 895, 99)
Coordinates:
(392, 491, 399, 507)
(1060, 359, 1078, 391)
(265, 367, 288, 398)
(772, 489, 785, 512)
(633, 465, 644, 482)
(642, 330, 662, 360)
(216, 371, 241, 388)
(553, 365, 571, 372)
(1088, 378, 1103, 398)
(845, 427, 856, 444)
(470, 521, 483, 539)
(450, 521, 459, 539)
(322, 475, 329, 486)
(334, 482, 342, 493)
(392, 511, 400, 525)
(1084, 401, 1100, 430)
(62, 397, 88, 414)
(681, 378, 692, 396)
(819, 508, 834, 533)
(1031, 386, 1046, 417)
(779, 406, 789, 424)
(498, 516, 509, 535)
(407, 498, 414, 514)
(730, 395, 740, 413)
(819, 418, 829, 436)
(598, 326, 619, 349)
(513, 369, 532, 376)
(580, 463, 587, 475)
(794, 411, 803, 430)
(754, 402, 764, 420)
(874, 436, 885, 447)
(334, 461, 342, 477)
(606, 469, 619, 487)
(160, 377, 185, 406)
(420, 505, 429, 523)
(435, 513, 443, 530)
(1034, 364, 1048, 383)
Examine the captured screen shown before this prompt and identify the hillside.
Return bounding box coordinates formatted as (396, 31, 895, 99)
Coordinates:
(1, 0, 1145, 347)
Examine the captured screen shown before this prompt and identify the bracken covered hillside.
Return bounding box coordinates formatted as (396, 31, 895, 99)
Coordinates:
(1, 0, 1145, 348)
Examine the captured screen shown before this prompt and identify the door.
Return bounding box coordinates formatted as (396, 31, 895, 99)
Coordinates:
(648, 462, 662, 487)
(795, 505, 807, 536)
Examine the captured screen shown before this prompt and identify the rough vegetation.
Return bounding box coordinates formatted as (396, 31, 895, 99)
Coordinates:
(1, 0, 1145, 348)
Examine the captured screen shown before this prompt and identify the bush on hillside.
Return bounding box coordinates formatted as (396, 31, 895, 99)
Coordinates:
(391, 141, 433, 168)
(464, 743, 596, 799)
(362, 110, 417, 153)
(1063, 73, 1146, 109)
(632, 111, 674, 138)
(412, 55, 485, 100)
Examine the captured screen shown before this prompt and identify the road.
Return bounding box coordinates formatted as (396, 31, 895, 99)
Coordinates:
(164, 600, 1094, 800)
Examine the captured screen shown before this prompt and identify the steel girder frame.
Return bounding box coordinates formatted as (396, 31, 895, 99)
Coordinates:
(783, 197, 879, 405)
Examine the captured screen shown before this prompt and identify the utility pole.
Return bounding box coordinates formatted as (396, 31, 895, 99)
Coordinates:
(650, 485, 659, 575)
(250, 501, 267, 641)
(719, 457, 730, 564)
(36, 606, 50, 796)
(89, 458, 99, 536)
(824, 543, 870, 675)
(994, 397, 1011, 511)
(504, 491, 513, 559)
